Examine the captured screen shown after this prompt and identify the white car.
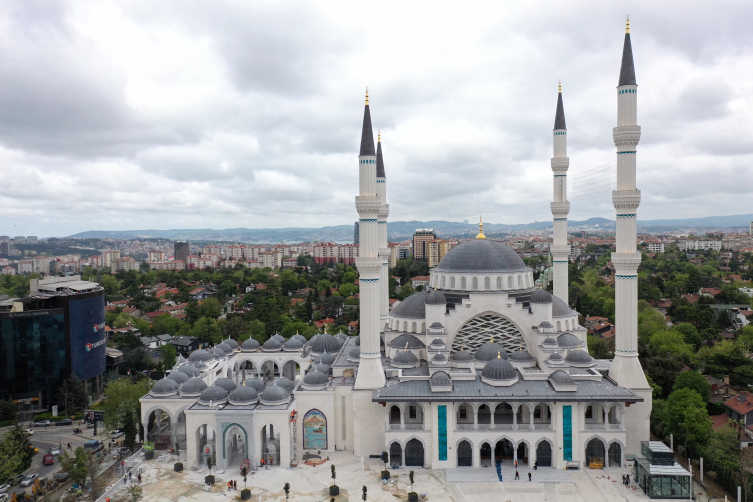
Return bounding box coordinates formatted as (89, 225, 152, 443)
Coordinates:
(24, 428, 34, 435)
(111, 430, 124, 439)
(33, 420, 51, 426)
(0, 484, 10, 493)
(50, 447, 61, 456)
(19, 474, 38, 487)
(0, 493, 8, 502)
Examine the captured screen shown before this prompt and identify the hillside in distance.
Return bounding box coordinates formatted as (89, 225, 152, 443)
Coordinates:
(67, 213, 753, 243)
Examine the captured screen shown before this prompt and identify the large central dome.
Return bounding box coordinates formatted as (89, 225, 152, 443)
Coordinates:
(434, 239, 528, 273)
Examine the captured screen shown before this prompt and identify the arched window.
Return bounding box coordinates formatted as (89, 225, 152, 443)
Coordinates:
(517, 275, 522, 288)
(450, 276, 455, 289)
(556, 321, 561, 331)
(527, 274, 532, 287)
(496, 276, 502, 289)
(485, 277, 490, 290)
(411, 322, 417, 333)
(441, 276, 446, 288)
(472, 277, 478, 290)
(403, 322, 408, 332)
(461, 277, 467, 289)
(421, 323, 426, 333)
(507, 276, 513, 289)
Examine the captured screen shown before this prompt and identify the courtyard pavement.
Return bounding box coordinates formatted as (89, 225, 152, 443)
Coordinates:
(103, 451, 715, 502)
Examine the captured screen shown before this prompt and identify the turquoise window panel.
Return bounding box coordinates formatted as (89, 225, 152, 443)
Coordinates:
(563, 405, 572, 461)
(438, 405, 447, 461)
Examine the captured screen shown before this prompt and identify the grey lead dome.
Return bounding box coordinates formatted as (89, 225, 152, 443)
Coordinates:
(229, 386, 258, 404)
(509, 348, 535, 361)
(309, 333, 340, 354)
(241, 339, 261, 351)
(530, 288, 553, 304)
(151, 378, 179, 396)
(167, 371, 189, 385)
(481, 357, 517, 381)
(430, 371, 452, 386)
(214, 377, 237, 393)
(434, 239, 529, 274)
(303, 370, 329, 386)
(188, 349, 213, 362)
(393, 350, 418, 365)
(475, 341, 507, 361)
(243, 378, 265, 392)
(425, 289, 446, 305)
(260, 385, 289, 404)
(180, 377, 207, 396)
(199, 385, 228, 404)
(390, 290, 427, 319)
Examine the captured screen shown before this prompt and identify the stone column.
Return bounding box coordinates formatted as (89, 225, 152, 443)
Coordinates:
(400, 409, 405, 430)
(473, 406, 478, 431)
(530, 405, 535, 429)
(490, 404, 495, 430)
(513, 404, 518, 430)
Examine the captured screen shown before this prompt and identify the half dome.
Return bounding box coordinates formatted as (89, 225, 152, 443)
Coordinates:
(391, 290, 428, 319)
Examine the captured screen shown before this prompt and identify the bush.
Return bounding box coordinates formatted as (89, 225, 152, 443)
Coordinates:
(32, 412, 67, 422)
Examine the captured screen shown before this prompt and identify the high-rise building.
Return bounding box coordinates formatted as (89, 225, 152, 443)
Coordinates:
(608, 17, 652, 455)
(174, 241, 190, 263)
(550, 82, 570, 302)
(412, 229, 436, 263)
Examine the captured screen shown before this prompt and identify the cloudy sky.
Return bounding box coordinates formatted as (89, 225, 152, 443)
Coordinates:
(0, 1, 751, 237)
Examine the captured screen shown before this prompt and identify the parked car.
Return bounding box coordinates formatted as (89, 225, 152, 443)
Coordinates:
(53, 472, 69, 483)
(55, 418, 72, 426)
(19, 474, 38, 487)
(110, 430, 124, 439)
(33, 420, 51, 427)
(50, 447, 61, 456)
(0, 493, 8, 502)
(0, 484, 10, 493)
(24, 428, 33, 435)
(8, 475, 25, 486)
(43, 454, 54, 466)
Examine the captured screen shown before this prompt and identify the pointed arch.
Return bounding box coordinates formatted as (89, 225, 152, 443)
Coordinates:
(507, 276, 513, 289)
(450, 276, 455, 289)
(472, 277, 478, 290)
(484, 277, 490, 290)
(461, 277, 467, 289)
(496, 276, 502, 289)
(517, 275, 522, 288)
(441, 276, 446, 288)
(450, 312, 527, 355)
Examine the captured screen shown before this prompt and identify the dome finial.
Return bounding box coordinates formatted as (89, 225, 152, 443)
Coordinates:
(365, 87, 369, 105)
(476, 215, 486, 239)
(497, 351, 501, 359)
(558, 80, 561, 93)
(378, 130, 381, 142)
(404, 343, 408, 351)
(626, 15, 630, 33)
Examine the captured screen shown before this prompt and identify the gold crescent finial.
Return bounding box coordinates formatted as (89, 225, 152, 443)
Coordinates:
(365, 87, 369, 105)
(404, 342, 408, 351)
(497, 351, 501, 359)
(378, 130, 381, 142)
(626, 15, 630, 34)
(559, 80, 562, 93)
(476, 215, 486, 239)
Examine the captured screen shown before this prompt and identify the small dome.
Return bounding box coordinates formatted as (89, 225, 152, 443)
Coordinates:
(313, 353, 336, 365)
(481, 357, 517, 381)
(283, 338, 304, 351)
(388, 334, 425, 349)
(214, 377, 237, 393)
(199, 385, 228, 405)
(475, 341, 507, 361)
(557, 333, 582, 350)
(539, 320, 554, 328)
(243, 378, 265, 392)
(292, 334, 308, 344)
(349, 347, 361, 359)
(229, 386, 258, 404)
(509, 348, 535, 361)
(303, 370, 329, 386)
(543, 337, 558, 347)
(428, 321, 445, 330)
(309, 333, 341, 354)
(431, 353, 447, 363)
(550, 370, 575, 385)
(548, 352, 563, 361)
(530, 288, 553, 304)
(425, 289, 447, 306)
(167, 371, 189, 385)
(151, 378, 179, 396)
(224, 338, 239, 350)
(241, 338, 261, 351)
(178, 364, 201, 378)
(195, 361, 208, 369)
(274, 377, 295, 392)
(180, 377, 208, 396)
(262, 338, 282, 351)
(430, 338, 445, 348)
(450, 349, 474, 362)
(311, 363, 331, 375)
(565, 349, 594, 365)
(260, 385, 289, 405)
(271, 333, 286, 343)
(552, 295, 574, 317)
(216, 342, 233, 354)
(391, 290, 428, 319)
(336, 332, 349, 341)
(211, 348, 226, 359)
(393, 350, 418, 365)
(188, 349, 213, 362)
(430, 371, 452, 386)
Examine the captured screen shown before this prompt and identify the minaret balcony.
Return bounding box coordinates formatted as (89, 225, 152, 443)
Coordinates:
(613, 125, 641, 146)
(550, 201, 570, 216)
(611, 190, 641, 210)
(355, 196, 381, 212)
(550, 158, 569, 172)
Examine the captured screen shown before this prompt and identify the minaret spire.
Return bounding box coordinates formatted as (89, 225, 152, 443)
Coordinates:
(376, 131, 385, 178)
(359, 87, 375, 156)
(609, 20, 651, 457)
(550, 82, 570, 302)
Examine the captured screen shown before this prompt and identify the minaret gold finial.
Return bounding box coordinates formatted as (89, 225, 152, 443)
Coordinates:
(378, 130, 381, 142)
(365, 87, 369, 105)
(626, 16, 630, 34)
(476, 215, 486, 239)
(558, 80, 561, 93)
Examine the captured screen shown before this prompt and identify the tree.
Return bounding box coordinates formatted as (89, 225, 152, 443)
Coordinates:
(0, 399, 17, 422)
(648, 330, 693, 361)
(283, 482, 290, 501)
(362, 485, 367, 502)
(151, 314, 186, 336)
(157, 344, 177, 369)
(695, 340, 753, 387)
(127, 484, 143, 502)
(200, 297, 222, 320)
(192, 317, 222, 344)
(645, 356, 684, 399)
(102, 377, 153, 435)
(0, 436, 26, 483)
(122, 408, 138, 452)
(58, 374, 89, 412)
(673, 371, 711, 403)
(58, 447, 89, 487)
(221, 280, 236, 297)
(663, 388, 711, 458)
(672, 323, 703, 351)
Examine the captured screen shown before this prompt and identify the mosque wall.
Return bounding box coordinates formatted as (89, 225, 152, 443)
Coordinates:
(352, 390, 386, 458)
(294, 390, 337, 453)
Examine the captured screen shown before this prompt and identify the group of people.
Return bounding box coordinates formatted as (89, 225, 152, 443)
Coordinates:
(513, 470, 532, 481)
(227, 480, 238, 491)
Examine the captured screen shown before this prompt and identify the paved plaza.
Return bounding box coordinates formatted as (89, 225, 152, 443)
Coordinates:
(95, 450, 705, 502)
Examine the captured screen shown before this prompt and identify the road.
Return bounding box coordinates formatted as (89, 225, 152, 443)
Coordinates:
(1, 422, 118, 498)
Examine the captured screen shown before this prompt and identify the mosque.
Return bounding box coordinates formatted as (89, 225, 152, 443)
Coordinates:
(139, 22, 651, 473)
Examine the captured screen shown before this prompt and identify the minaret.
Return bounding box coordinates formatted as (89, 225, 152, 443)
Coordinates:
(608, 17, 651, 455)
(354, 88, 386, 390)
(550, 81, 570, 303)
(376, 132, 390, 328)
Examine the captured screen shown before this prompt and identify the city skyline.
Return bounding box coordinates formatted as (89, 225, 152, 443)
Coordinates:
(0, 1, 751, 237)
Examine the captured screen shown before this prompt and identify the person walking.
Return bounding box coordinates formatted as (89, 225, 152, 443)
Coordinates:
(528, 472, 532, 482)
(514, 460, 518, 469)
(123, 475, 127, 485)
(514, 470, 519, 480)
(138, 473, 142, 483)
(533, 460, 537, 470)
